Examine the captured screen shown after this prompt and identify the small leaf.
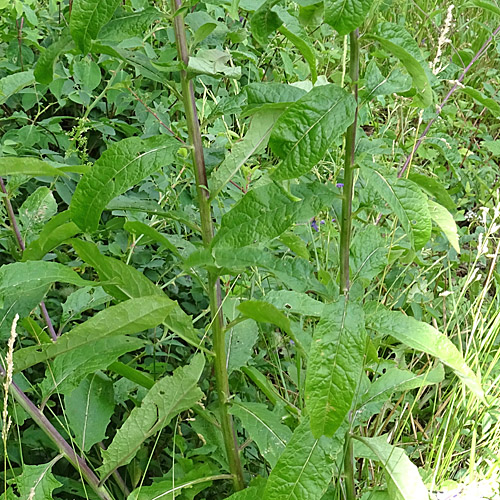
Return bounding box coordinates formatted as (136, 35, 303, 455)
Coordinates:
(305, 297, 366, 437)
(270, 84, 356, 180)
(70, 0, 121, 54)
(362, 166, 431, 250)
(18, 187, 57, 240)
(325, 0, 372, 35)
(229, 402, 292, 467)
(354, 436, 429, 500)
(15, 461, 62, 500)
(99, 353, 205, 481)
(187, 49, 241, 79)
(65, 373, 115, 451)
(278, 24, 317, 83)
(70, 135, 179, 231)
(0, 70, 34, 105)
(13, 296, 176, 372)
(192, 22, 218, 47)
(124, 220, 183, 259)
(428, 199, 460, 253)
(365, 305, 484, 399)
(35, 34, 74, 84)
(369, 23, 432, 107)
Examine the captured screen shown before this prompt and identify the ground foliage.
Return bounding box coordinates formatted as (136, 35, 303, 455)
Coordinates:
(0, 0, 500, 499)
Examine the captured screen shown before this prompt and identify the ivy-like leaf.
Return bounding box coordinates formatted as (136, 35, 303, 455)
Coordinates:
(305, 297, 366, 437)
(428, 199, 460, 253)
(362, 166, 431, 251)
(70, 0, 121, 54)
(325, 0, 372, 35)
(270, 84, 356, 180)
(98, 353, 205, 481)
(70, 135, 179, 232)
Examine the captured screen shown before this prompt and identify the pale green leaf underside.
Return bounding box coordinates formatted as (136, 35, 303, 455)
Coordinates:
(0, 70, 34, 105)
(99, 353, 205, 481)
(0, 157, 70, 177)
(325, 0, 372, 35)
(428, 199, 460, 253)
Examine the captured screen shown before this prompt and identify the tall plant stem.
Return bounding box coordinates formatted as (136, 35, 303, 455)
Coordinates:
(344, 432, 356, 500)
(339, 29, 359, 294)
(170, 0, 245, 491)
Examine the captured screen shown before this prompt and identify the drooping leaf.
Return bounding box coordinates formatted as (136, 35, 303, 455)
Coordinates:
(305, 297, 366, 438)
(124, 220, 183, 259)
(40, 335, 144, 398)
(209, 109, 283, 200)
(34, 34, 74, 84)
(13, 296, 176, 372)
(269, 84, 356, 180)
(362, 166, 432, 250)
(70, 0, 121, 54)
(0, 70, 34, 105)
(262, 417, 335, 500)
(365, 304, 484, 399)
(15, 461, 62, 500)
(364, 60, 412, 98)
(70, 135, 179, 231)
(98, 7, 162, 42)
(325, 0, 372, 35)
(99, 353, 205, 481)
(408, 172, 456, 210)
(0, 157, 70, 177)
(229, 402, 292, 467)
(354, 436, 429, 500)
(461, 86, 500, 117)
(369, 23, 433, 107)
(428, 199, 460, 253)
(65, 373, 115, 451)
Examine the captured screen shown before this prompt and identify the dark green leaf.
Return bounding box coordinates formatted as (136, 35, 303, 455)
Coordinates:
(34, 34, 74, 84)
(325, 0, 372, 35)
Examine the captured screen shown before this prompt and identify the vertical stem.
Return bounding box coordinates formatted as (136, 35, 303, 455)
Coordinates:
(344, 432, 356, 500)
(170, 1, 245, 491)
(339, 29, 359, 294)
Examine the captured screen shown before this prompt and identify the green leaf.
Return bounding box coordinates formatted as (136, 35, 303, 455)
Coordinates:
(15, 461, 62, 500)
(229, 402, 292, 467)
(0, 157, 70, 177)
(269, 84, 356, 180)
(34, 34, 74, 84)
(124, 220, 183, 259)
(428, 199, 460, 253)
(187, 49, 241, 79)
(0, 261, 93, 335)
(98, 7, 162, 42)
(262, 417, 335, 500)
(22, 212, 81, 261)
(364, 60, 412, 98)
(354, 436, 429, 500)
(482, 140, 500, 156)
(369, 23, 432, 107)
(13, 296, 176, 372)
(305, 297, 366, 438)
(472, 0, 500, 15)
(40, 335, 144, 398)
(70, 0, 121, 54)
(250, 0, 283, 45)
(279, 232, 309, 259)
(192, 22, 218, 47)
(209, 109, 282, 200)
(362, 166, 431, 250)
(263, 290, 324, 317)
(365, 305, 484, 399)
(243, 82, 306, 115)
(0, 70, 34, 105)
(226, 478, 267, 499)
(19, 186, 57, 236)
(408, 172, 456, 210)
(73, 57, 102, 91)
(351, 225, 388, 283)
(325, 0, 372, 35)
(65, 373, 115, 451)
(99, 353, 205, 481)
(461, 86, 500, 117)
(70, 135, 179, 232)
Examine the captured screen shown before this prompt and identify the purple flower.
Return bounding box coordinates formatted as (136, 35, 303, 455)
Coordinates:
(320, 220, 325, 225)
(336, 183, 344, 188)
(311, 219, 319, 231)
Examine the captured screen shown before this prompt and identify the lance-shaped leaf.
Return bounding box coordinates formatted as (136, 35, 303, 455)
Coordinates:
(368, 23, 432, 107)
(0, 70, 34, 105)
(262, 417, 336, 500)
(70, 135, 178, 232)
(305, 297, 366, 438)
(0, 157, 70, 177)
(362, 166, 431, 251)
(98, 7, 162, 42)
(13, 296, 176, 372)
(325, 0, 372, 35)
(408, 172, 456, 210)
(354, 436, 429, 500)
(65, 373, 115, 452)
(70, 0, 121, 54)
(34, 34, 74, 84)
(270, 84, 356, 180)
(229, 402, 292, 467)
(124, 220, 183, 259)
(0, 261, 93, 335)
(428, 199, 460, 253)
(365, 304, 484, 399)
(98, 353, 205, 481)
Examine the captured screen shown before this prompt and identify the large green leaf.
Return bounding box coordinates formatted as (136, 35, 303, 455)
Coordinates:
(408, 172, 456, 210)
(262, 417, 335, 500)
(305, 297, 366, 438)
(350, 225, 388, 283)
(15, 461, 62, 500)
(354, 436, 429, 500)
(70, 0, 121, 54)
(325, 0, 372, 35)
(34, 34, 74, 84)
(98, 7, 162, 42)
(70, 135, 179, 231)
(362, 166, 431, 250)
(0, 71, 34, 105)
(99, 353, 205, 481)
(0, 157, 70, 177)
(226, 478, 267, 499)
(428, 199, 460, 253)
(365, 305, 484, 399)
(13, 296, 176, 372)
(229, 402, 292, 467)
(65, 373, 115, 451)
(269, 84, 356, 180)
(369, 23, 432, 107)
